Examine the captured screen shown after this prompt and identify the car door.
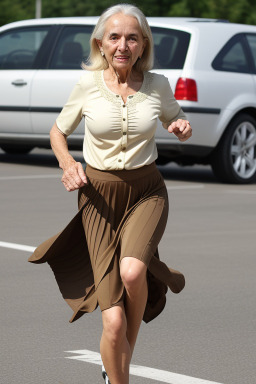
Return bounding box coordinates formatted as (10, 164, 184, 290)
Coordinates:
(0, 26, 50, 134)
(30, 24, 94, 141)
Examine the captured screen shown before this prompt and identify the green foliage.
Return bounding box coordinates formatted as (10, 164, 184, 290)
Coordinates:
(0, 0, 34, 26)
(0, 0, 256, 27)
(166, 0, 256, 24)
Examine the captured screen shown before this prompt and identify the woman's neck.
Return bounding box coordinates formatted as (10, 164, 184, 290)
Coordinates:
(105, 66, 141, 85)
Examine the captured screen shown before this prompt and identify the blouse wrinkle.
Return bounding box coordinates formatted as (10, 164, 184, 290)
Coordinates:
(56, 70, 186, 171)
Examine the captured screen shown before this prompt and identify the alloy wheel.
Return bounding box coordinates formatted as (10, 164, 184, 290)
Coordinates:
(230, 121, 256, 179)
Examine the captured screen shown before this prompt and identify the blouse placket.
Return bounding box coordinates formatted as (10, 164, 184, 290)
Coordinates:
(117, 96, 134, 169)
(116, 101, 127, 168)
(94, 71, 152, 169)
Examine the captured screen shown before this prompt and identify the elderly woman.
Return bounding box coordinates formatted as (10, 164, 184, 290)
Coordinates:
(29, 3, 192, 384)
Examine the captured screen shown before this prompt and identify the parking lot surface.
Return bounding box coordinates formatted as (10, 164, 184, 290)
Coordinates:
(1, 148, 256, 384)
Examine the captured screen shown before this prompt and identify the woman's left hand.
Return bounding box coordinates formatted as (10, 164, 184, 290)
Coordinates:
(168, 119, 192, 142)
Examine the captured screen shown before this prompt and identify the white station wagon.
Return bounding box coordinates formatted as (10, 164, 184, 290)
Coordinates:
(0, 17, 256, 183)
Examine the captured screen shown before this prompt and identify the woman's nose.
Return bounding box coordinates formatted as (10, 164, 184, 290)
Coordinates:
(118, 37, 128, 51)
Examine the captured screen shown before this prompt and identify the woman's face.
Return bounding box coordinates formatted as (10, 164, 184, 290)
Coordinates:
(98, 13, 146, 72)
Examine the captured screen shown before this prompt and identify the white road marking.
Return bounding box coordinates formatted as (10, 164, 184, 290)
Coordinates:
(0, 174, 204, 190)
(65, 349, 224, 384)
(0, 174, 60, 180)
(224, 189, 256, 195)
(0, 241, 36, 253)
(166, 184, 204, 190)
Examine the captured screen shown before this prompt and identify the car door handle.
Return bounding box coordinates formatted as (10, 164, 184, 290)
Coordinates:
(11, 79, 27, 86)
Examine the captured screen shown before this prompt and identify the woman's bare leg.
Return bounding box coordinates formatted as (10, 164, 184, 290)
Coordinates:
(120, 257, 148, 356)
(100, 258, 148, 383)
(100, 304, 131, 384)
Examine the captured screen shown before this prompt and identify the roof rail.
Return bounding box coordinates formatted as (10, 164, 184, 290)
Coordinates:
(190, 19, 229, 23)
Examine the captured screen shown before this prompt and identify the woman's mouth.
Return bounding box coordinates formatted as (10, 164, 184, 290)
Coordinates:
(114, 56, 130, 62)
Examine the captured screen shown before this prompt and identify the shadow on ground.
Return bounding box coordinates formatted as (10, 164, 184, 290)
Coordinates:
(0, 149, 84, 169)
(158, 164, 217, 184)
(0, 148, 218, 184)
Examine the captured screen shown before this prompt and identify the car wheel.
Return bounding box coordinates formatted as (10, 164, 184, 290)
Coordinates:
(0, 145, 34, 155)
(211, 114, 256, 184)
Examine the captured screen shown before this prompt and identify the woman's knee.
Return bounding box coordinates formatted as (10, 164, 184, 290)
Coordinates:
(102, 305, 127, 347)
(120, 257, 147, 292)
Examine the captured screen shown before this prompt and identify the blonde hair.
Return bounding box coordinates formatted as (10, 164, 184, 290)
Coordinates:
(82, 3, 154, 73)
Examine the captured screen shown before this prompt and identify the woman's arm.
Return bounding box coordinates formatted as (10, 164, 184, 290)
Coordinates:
(50, 123, 87, 192)
(157, 75, 192, 141)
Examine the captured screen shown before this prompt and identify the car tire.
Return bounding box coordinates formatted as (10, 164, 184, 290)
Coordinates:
(156, 155, 170, 165)
(0, 145, 34, 155)
(211, 113, 256, 184)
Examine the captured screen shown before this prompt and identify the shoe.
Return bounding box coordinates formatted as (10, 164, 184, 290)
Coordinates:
(102, 365, 111, 384)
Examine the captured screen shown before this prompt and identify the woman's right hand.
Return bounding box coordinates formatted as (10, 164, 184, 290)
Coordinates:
(49, 123, 87, 192)
(61, 160, 87, 192)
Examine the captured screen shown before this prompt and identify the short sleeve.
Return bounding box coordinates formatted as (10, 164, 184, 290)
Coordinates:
(158, 76, 187, 129)
(56, 79, 85, 136)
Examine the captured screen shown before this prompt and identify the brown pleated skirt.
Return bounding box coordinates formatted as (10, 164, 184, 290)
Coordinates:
(28, 162, 185, 323)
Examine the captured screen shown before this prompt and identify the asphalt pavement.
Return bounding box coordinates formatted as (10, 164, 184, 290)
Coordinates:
(1, 148, 256, 384)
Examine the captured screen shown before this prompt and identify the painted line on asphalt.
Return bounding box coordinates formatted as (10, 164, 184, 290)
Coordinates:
(224, 189, 256, 195)
(0, 174, 60, 180)
(0, 174, 205, 192)
(0, 241, 36, 253)
(65, 349, 224, 384)
(166, 184, 204, 190)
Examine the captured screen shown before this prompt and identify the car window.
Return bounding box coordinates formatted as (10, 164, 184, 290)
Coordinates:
(0, 27, 50, 70)
(212, 34, 250, 73)
(49, 26, 94, 69)
(245, 34, 256, 71)
(151, 27, 190, 70)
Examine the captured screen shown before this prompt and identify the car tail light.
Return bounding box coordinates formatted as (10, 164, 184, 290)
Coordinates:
(174, 77, 198, 101)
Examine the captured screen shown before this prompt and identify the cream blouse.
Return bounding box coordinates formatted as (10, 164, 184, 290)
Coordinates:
(56, 70, 186, 170)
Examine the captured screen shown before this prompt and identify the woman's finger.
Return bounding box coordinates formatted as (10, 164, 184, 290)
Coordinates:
(77, 162, 87, 184)
(61, 162, 86, 191)
(168, 119, 190, 133)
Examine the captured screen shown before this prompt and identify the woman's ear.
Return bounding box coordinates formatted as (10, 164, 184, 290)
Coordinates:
(140, 38, 148, 58)
(96, 39, 105, 56)
(96, 39, 102, 50)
